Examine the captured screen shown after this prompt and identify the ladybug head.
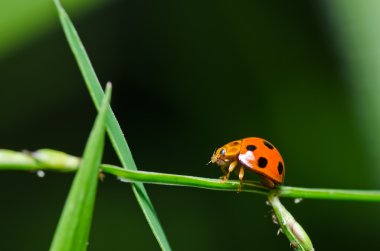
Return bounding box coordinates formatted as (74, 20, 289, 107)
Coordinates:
(210, 141, 241, 167)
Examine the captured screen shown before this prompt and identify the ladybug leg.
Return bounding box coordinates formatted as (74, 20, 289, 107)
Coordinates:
(238, 167, 245, 192)
(219, 166, 227, 175)
(98, 172, 106, 182)
(221, 160, 238, 181)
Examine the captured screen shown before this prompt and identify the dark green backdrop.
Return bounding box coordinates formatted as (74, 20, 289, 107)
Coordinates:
(1, 1, 379, 250)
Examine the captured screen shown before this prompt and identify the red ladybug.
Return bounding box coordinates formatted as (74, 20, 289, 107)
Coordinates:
(211, 137, 285, 188)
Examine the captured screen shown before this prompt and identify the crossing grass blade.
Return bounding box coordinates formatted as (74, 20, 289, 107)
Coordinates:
(53, 1, 171, 250)
(50, 84, 111, 251)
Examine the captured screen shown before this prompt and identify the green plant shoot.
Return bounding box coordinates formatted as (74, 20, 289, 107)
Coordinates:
(49, 83, 111, 251)
(268, 192, 314, 251)
(53, 1, 171, 249)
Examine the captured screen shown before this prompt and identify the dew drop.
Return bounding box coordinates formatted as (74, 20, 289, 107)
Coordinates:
(277, 228, 283, 236)
(36, 170, 45, 178)
(294, 198, 303, 204)
(272, 214, 278, 225)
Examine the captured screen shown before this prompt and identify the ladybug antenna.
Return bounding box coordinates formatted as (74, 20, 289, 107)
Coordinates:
(206, 148, 217, 165)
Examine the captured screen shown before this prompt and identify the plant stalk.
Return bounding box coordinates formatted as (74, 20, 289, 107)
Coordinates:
(1, 149, 380, 202)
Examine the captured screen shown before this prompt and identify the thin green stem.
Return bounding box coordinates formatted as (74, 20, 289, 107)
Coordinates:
(101, 164, 269, 195)
(277, 186, 380, 202)
(102, 165, 380, 201)
(1, 149, 380, 202)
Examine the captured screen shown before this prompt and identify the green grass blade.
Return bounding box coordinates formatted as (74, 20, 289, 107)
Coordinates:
(53, 1, 171, 250)
(50, 84, 111, 251)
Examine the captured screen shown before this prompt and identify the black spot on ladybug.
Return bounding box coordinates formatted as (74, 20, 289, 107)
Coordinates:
(278, 162, 284, 174)
(258, 157, 268, 168)
(263, 141, 274, 150)
(220, 149, 226, 155)
(246, 145, 257, 151)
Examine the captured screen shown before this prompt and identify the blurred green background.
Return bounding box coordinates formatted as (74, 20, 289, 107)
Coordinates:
(1, 0, 380, 250)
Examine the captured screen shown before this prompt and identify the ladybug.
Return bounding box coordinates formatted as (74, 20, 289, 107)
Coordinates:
(210, 137, 285, 188)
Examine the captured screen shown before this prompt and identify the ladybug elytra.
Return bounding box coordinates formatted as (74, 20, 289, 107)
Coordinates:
(211, 137, 285, 188)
